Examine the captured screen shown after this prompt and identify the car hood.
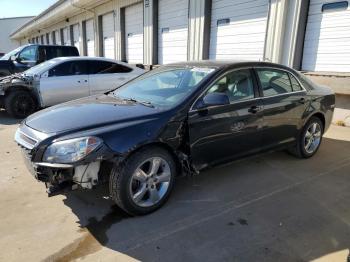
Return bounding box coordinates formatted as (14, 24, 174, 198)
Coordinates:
(25, 95, 162, 134)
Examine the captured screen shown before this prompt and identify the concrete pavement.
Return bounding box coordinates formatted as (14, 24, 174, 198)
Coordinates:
(0, 110, 350, 262)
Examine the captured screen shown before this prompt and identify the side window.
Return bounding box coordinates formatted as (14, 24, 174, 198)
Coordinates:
(37, 47, 47, 64)
(289, 74, 303, 91)
(206, 69, 255, 103)
(256, 69, 293, 97)
(18, 46, 37, 62)
(48, 61, 88, 77)
(61, 47, 79, 57)
(89, 61, 132, 74)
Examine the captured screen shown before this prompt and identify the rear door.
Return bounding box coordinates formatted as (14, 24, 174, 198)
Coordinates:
(254, 67, 308, 148)
(188, 68, 263, 170)
(88, 60, 134, 95)
(40, 60, 89, 106)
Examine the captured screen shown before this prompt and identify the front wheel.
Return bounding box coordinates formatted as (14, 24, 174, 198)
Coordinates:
(109, 147, 176, 216)
(290, 116, 324, 158)
(5, 90, 36, 118)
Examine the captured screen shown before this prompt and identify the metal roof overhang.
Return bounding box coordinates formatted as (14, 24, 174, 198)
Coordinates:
(10, 0, 112, 40)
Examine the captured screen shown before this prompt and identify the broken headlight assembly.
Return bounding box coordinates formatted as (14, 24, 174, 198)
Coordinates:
(42, 137, 102, 164)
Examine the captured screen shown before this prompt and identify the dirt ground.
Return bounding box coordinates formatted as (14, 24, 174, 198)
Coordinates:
(0, 110, 350, 262)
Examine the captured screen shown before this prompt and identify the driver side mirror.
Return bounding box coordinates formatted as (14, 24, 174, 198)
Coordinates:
(10, 55, 17, 62)
(196, 92, 230, 109)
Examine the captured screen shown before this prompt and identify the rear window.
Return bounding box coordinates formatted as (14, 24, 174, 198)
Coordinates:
(89, 60, 132, 74)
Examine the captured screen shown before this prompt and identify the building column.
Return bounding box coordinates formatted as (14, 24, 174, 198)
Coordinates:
(264, 0, 309, 70)
(143, 0, 158, 65)
(188, 0, 211, 60)
(95, 15, 102, 56)
(264, 0, 288, 64)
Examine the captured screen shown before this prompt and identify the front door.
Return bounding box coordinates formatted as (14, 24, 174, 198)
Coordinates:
(14, 45, 38, 72)
(188, 68, 263, 170)
(40, 60, 89, 107)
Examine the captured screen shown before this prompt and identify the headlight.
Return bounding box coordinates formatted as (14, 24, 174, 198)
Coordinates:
(43, 137, 102, 164)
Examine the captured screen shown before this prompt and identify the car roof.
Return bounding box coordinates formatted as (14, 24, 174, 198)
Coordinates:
(22, 44, 77, 48)
(164, 60, 296, 72)
(49, 56, 139, 67)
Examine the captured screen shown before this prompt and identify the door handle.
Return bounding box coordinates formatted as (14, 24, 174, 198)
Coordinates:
(299, 97, 306, 104)
(248, 105, 262, 114)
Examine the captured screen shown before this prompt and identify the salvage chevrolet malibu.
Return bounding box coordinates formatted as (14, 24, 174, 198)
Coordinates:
(15, 61, 335, 215)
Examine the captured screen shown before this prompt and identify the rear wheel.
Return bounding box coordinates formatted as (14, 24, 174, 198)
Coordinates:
(5, 90, 36, 118)
(109, 147, 176, 216)
(290, 116, 324, 158)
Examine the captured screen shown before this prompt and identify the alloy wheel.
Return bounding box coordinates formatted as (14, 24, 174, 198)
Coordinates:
(304, 122, 322, 154)
(129, 157, 172, 207)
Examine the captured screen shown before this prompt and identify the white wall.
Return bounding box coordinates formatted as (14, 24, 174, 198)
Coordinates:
(0, 16, 33, 53)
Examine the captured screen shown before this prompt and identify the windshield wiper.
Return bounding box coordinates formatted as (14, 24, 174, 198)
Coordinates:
(123, 98, 154, 108)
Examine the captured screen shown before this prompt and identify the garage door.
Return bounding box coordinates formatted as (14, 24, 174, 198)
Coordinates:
(125, 3, 144, 64)
(102, 12, 115, 59)
(158, 0, 189, 64)
(55, 30, 61, 45)
(72, 24, 80, 53)
(302, 1, 350, 72)
(63, 27, 71, 46)
(85, 19, 95, 56)
(209, 0, 269, 60)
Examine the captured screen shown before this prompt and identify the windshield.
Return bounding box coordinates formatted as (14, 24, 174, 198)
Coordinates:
(0, 46, 23, 60)
(112, 67, 215, 108)
(24, 59, 59, 75)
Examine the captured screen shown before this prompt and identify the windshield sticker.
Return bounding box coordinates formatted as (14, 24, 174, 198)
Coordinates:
(191, 67, 215, 74)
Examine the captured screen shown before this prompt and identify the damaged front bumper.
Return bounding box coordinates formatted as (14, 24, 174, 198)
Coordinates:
(20, 146, 106, 196)
(16, 126, 115, 196)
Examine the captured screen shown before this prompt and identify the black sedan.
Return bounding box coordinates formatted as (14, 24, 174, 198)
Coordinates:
(15, 61, 335, 215)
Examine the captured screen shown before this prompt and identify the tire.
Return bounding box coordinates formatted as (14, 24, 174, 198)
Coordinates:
(0, 70, 10, 77)
(109, 147, 176, 216)
(289, 116, 324, 158)
(5, 90, 36, 118)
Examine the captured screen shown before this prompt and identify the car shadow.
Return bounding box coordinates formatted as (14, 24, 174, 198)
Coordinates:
(61, 137, 350, 262)
(0, 110, 22, 125)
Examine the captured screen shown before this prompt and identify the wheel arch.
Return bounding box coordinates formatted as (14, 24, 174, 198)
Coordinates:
(122, 141, 183, 176)
(5, 86, 38, 104)
(304, 111, 326, 130)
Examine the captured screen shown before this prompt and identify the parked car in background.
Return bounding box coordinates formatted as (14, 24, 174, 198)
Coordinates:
(0, 44, 79, 77)
(15, 61, 335, 216)
(0, 57, 144, 118)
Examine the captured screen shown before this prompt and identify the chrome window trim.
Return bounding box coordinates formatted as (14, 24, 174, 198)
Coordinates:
(189, 66, 307, 113)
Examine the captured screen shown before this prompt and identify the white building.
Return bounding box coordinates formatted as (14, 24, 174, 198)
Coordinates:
(0, 16, 34, 54)
(9, 0, 350, 73)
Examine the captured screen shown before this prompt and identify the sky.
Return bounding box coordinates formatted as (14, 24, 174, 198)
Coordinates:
(0, 0, 58, 18)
